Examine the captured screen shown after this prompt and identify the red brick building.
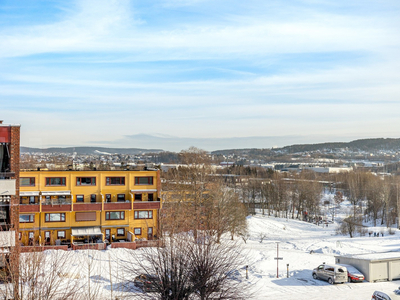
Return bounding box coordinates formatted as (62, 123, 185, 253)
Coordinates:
(0, 120, 20, 285)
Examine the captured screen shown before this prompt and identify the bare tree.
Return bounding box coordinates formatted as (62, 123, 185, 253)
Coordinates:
(162, 148, 247, 242)
(124, 236, 250, 300)
(0, 250, 82, 300)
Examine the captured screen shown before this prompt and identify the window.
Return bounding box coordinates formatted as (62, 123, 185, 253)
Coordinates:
(76, 195, 84, 202)
(135, 177, 153, 185)
(57, 231, 66, 239)
(45, 213, 66, 222)
(20, 177, 35, 186)
(105, 211, 125, 220)
(117, 228, 125, 236)
(45, 177, 66, 186)
(19, 214, 34, 223)
(117, 194, 125, 202)
(134, 210, 153, 219)
(19, 232, 22, 240)
(134, 194, 142, 201)
(134, 228, 141, 235)
(90, 194, 96, 203)
(76, 177, 96, 186)
(105, 229, 110, 239)
(28, 232, 34, 239)
(106, 177, 125, 185)
(105, 194, 111, 202)
(148, 193, 154, 201)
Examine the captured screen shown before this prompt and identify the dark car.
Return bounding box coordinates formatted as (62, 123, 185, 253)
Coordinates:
(372, 289, 400, 300)
(340, 264, 364, 282)
(134, 274, 160, 292)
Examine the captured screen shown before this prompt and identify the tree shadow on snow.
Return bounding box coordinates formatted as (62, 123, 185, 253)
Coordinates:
(271, 269, 330, 287)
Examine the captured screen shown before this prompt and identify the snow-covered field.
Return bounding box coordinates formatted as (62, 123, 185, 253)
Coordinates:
(25, 200, 400, 299)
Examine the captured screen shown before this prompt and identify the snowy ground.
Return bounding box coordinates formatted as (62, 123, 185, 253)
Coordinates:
(23, 200, 400, 299)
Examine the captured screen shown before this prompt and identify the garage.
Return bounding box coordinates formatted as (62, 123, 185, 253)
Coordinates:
(335, 253, 400, 282)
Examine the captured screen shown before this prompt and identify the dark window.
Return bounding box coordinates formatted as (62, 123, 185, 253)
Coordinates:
(134, 210, 153, 219)
(148, 193, 154, 201)
(45, 213, 66, 222)
(105, 211, 125, 220)
(90, 194, 96, 203)
(134, 194, 142, 201)
(134, 228, 141, 235)
(135, 177, 153, 185)
(57, 231, 66, 239)
(117, 194, 125, 202)
(117, 228, 125, 236)
(19, 214, 34, 223)
(45, 177, 66, 186)
(105, 194, 111, 202)
(76, 195, 84, 202)
(106, 177, 125, 185)
(21, 177, 35, 186)
(76, 177, 96, 186)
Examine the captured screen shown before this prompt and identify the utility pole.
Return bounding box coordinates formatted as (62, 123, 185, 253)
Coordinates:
(397, 183, 399, 229)
(274, 242, 283, 278)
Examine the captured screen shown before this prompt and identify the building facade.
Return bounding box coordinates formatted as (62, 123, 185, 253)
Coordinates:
(19, 169, 161, 247)
(0, 121, 20, 281)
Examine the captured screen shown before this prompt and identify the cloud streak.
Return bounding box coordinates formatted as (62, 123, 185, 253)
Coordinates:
(0, 0, 399, 150)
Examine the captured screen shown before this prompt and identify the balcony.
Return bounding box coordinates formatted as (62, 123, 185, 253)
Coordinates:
(20, 204, 40, 213)
(0, 172, 15, 178)
(0, 231, 15, 247)
(133, 201, 161, 210)
(0, 179, 16, 195)
(104, 201, 131, 210)
(73, 203, 102, 211)
(43, 198, 72, 205)
(42, 199, 72, 212)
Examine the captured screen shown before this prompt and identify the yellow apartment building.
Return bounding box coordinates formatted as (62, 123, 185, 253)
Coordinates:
(18, 169, 161, 247)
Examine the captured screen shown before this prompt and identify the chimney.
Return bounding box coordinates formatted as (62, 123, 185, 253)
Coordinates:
(0, 120, 3, 124)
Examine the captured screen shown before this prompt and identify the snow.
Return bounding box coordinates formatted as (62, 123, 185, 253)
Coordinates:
(23, 200, 400, 299)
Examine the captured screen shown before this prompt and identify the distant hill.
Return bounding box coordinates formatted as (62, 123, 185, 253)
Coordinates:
(21, 146, 164, 155)
(280, 138, 400, 153)
(211, 138, 400, 155)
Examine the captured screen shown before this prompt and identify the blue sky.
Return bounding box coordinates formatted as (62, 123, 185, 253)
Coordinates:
(1, 0, 399, 151)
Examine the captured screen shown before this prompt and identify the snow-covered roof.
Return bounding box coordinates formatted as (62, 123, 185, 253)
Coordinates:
(336, 252, 400, 261)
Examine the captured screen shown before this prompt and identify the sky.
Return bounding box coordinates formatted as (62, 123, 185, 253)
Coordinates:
(1, 0, 399, 151)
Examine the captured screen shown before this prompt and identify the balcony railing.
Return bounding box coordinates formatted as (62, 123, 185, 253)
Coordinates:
(73, 202, 102, 211)
(42, 199, 72, 205)
(0, 172, 15, 178)
(0, 179, 16, 195)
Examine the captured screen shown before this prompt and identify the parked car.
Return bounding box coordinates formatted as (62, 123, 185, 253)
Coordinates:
(312, 263, 347, 284)
(372, 290, 400, 300)
(340, 264, 364, 282)
(134, 274, 161, 292)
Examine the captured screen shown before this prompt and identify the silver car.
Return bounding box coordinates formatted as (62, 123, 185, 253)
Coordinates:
(312, 264, 347, 284)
